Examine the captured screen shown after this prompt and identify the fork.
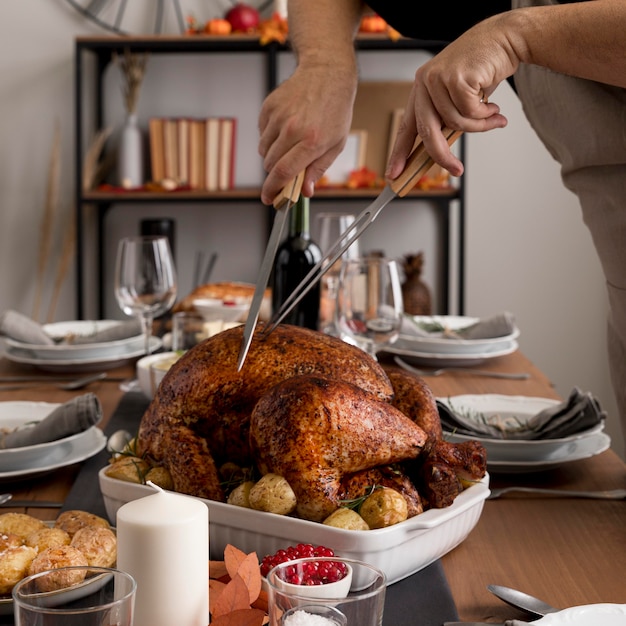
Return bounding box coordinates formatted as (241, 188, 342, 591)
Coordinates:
(393, 356, 530, 380)
(488, 486, 626, 500)
(0, 372, 107, 391)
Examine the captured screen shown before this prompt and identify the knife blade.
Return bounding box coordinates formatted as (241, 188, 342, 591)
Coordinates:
(264, 127, 462, 335)
(237, 171, 305, 371)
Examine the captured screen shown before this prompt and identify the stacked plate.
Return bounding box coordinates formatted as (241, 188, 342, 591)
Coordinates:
(1, 320, 161, 373)
(0, 401, 106, 482)
(383, 315, 520, 367)
(437, 394, 611, 473)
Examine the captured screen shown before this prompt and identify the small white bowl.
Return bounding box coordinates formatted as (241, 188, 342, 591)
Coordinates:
(136, 351, 180, 399)
(192, 298, 249, 323)
(268, 559, 353, 600)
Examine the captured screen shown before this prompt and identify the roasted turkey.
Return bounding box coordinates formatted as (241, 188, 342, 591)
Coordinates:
(136, 323, 486, 521)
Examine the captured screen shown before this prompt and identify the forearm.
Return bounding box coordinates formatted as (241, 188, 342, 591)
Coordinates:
(504, 0, 626, 88)
(288, 0, 364, 75)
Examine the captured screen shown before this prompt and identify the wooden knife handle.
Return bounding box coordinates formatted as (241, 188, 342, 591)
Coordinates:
(273, 170, 305, 210)
(390, 127, 462, 197)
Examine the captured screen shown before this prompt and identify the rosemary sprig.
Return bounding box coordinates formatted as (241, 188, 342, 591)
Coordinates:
(340, 485, 382, 511)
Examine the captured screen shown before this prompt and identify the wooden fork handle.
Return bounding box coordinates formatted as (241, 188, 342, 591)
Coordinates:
(390, 127, 462, 197)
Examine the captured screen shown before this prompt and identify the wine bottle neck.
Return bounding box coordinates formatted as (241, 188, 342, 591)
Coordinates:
(288, 195, 311, 238)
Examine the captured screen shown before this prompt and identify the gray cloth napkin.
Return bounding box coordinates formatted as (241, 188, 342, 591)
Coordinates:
(438, 387, 606, 440)
(0, 393, 102, 449)
(0, 310, 54, 345)
(0, 309, 141, 345)
(401, 311, 516, 340)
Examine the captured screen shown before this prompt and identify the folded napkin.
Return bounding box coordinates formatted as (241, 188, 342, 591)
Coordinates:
(438, 387, 606, 440)
(0, 310, 54, 345)
(0, 309, 141, 346)
(401, 311, 517, 340)
(0, 393, 102, 449)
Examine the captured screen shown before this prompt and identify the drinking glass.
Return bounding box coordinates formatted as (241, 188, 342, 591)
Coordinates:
(13, 566, 136, 626)
(336, 256, 403, 359)
(314, 213, 360, 335)
(114, 236, 177, 356)
(266, 557, 386, 626)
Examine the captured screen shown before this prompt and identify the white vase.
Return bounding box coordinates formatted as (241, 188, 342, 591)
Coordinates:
(118, 113, 143, 188)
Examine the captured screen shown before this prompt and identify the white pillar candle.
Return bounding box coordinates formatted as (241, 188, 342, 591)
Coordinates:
(116, 483, 209, 626)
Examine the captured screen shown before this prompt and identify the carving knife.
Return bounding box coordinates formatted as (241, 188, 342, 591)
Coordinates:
(237, 171, 305, 371)
(264, 127, 462, 335)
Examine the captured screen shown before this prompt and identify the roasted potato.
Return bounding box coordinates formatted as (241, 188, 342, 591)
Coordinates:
(105, 456, 150, 484)
(145, 466, 174, 490)
(248, 473, 297, 515)
(359, 487, 408, 529)
(227, 481, 255, 508)
(323, 508, 370, 530)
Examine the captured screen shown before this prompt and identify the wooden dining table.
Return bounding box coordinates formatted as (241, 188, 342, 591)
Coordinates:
(0, 349, 624, 623)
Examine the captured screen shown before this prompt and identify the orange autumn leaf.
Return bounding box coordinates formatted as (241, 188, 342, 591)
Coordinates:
(224, 545, 248, 580)
(210, 559, 229, 581)
(211, 608, 267, 626)
(212, 574, 251, 617)
(236, 552, 262, 605)
(251, 588, 269, 613)
(209, 579, 228, 615)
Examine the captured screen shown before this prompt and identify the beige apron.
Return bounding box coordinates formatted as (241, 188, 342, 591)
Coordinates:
(512, 0, 626, 442)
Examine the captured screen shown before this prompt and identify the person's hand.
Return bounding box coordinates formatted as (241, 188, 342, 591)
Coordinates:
(258, 63, 357, 205)
(387, 14, 517, 180)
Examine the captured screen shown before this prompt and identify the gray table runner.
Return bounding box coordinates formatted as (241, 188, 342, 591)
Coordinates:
(56, 392, 460, 625)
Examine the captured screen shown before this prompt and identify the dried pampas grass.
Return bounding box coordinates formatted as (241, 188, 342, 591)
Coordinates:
(113, 49, 149, 114)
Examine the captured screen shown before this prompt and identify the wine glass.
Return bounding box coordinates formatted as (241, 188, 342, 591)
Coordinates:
(114, 235, 178, 356)
(335, 256, 403, 359)
(314, 213, 360, 335)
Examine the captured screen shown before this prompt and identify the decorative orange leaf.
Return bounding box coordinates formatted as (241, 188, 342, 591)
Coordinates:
(251, 588, 269, 613)
(224, 545, 248, 580)
(209, 579, 228, 614)
(236, 552, 262, 605)
(210, 559, 229, 581)
(212, 574, 252, 617)
(210, 607, 266, 626)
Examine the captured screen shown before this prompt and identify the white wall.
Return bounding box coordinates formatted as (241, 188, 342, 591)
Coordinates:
(0, 1, 622, 459)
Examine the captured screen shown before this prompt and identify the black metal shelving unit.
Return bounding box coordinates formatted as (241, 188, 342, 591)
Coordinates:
(74, 34, 465, 318)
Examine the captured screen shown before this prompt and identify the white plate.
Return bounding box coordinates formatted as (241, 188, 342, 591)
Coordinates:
(99, 468, 489, 586)
(486, 432, 611, 473)
(382, 339, 518, 367)
(3, 320, 143, 360)
(437, 395, 606, 463)
(532, 604, 626, 625)
(1, 336, 162, 373)
(0, 426, 106, 482)
(0, 402, 101, 471)
(398, 315, 520, 355)
(192, 298, 249, 323)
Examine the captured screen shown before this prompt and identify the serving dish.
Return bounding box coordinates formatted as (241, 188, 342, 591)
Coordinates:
(0, 427, 106, 483)
(0, 402, 96, 471)
(531, 604, 626, 625)
(2, 320, 142, 360)
(99, 467, 489, 585)
(192, 298, 249, 323)
(136, 351, 180, 400)
(1, 336, 162, 373)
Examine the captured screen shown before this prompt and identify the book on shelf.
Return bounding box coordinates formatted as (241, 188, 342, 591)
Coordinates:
(148, 118, 165, 184)
(218, 117, 236, 191)
(205, 117, 220, 192)
(147, 115, 237, 191)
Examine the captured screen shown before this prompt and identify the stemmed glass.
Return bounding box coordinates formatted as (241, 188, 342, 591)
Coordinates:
(335, 256, 403, 359)
(114, 235, 178, 356)
(314, 213, 360, 335)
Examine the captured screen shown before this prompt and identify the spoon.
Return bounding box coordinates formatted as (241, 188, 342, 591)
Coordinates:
(106, 429, 133, 454)
(0, 372, 107, 391)
(0, 494, 63, 508)
(488, 584, 561, 618)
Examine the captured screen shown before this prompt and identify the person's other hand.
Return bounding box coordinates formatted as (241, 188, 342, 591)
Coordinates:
(387, 14, 516, 180)
(258, 64, 357, 205)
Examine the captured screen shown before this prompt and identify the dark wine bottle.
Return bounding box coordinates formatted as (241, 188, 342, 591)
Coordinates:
(271, 195, 322, 330)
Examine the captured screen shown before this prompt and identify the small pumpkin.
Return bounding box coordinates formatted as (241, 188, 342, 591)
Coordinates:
(359, 14, 387, 33)
(205, 18, 233, 35)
